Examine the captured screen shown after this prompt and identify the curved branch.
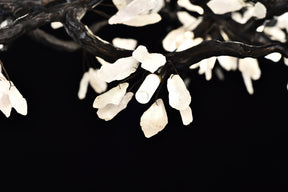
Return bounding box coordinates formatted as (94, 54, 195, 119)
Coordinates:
(64, 8, 132, 62)
(167, 40, 288, 68)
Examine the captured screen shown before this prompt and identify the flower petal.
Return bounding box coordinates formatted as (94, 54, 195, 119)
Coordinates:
(98, 57, 139, 83)
(93, 82, 129, 108)
(112, 38, 138, 50)
(78, 71, 90, 100)
(9, 85, 27, 116)
(207, 0, 245, 14)
(97, 92, 134, 121)
(180, 106, 193, 126)
(167, 74, 191, 110)
(135, 74, 160, 104)
(140, 98, 168, 138)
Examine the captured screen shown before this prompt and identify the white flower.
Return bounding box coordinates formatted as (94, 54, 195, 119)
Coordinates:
(112, 38, 138, 50)
(217, 56, 238, 71)
(162, 11, 203, 52)
(238, 57, 261, 94)
(140, 98, 168, 138)
(135, 73, 161, 104)
(207, 0, 246, 15)
(231, 2, 266, 24)
(0, 72, 27, 117)
(179, 106, 193, 126)
(264, 52, 282, 63)
(109, 0, 164, 26)
(93, 82, 129, 109)
(78, 68, 107, 100)
(132, 45, 166, 73)
(190, 57, 217, 81)
(97, 92, 134, 121)
(177, 0, 204, 15)
(167, 74, 191, 110)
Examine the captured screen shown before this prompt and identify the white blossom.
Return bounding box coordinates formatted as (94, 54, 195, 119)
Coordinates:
(93, 82, 129, 109)
(179, 106, 193, 126)
(135, 74, 161, 104)
(162, 11, 203, 52)
(98, 56, 139, 83)
(78, 68, 107, 100)
(194, 57, 217, 81)
(132, 45, 166, 73)
(97, 92, 134, 121)
(238, 57, 261, 94)
(284, 57, 288, 66)
(263, 26, 286, 43)
(167, 74, 191, 110)
(0, 71, 27, 117)
(177, 0, 204, 15)
(264, 52, 282, 63)
(50, 22, 63, 29)
(109, 0, 164, 26)
(207, 0, 245, 15)
(140, 98, 168, 138)
(112, 38, 138, 50)
(217, 56, 238, 71)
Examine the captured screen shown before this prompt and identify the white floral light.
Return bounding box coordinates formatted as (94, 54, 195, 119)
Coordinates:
(93, 82, 129, 108)
(167, 74, 191, 110)
(207, 0, 245, 15)
(132, 45, 166, 73)
(97, 92, 134, 121)
(238, 57, 261, 94)
(135, 73, 161, 104)
(140, 98, 168, 138)
(78, 68, 107, 99)
(109, 0, 164, 26)
(0, 69, 27, 117)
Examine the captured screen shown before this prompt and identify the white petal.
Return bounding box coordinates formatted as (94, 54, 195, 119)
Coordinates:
(50, 22, 63, 29)
(9, 86, 27, 116)
(98, 57, 139, 83)
(276, 12, 288, 29)
(0, 93, 12, 117)
(197, 57, 217, 80)
(217, 56, 238, 71)
(241, 72, 254, 95)
(207, 0, 245, 14)
(133, 45, 166, 73)
(167, 74, 191, 110)
(97, 92, 134, 121)
(238, 57, 261, 80)
(93, 82, 129, 108)
(132, 45, 149, 62)
(177, 0, 204, 15)
(112, 38, 138, 50)
(121, 13, 162, 27)
(263, 27, 286, 43)
(264, 52, 282, 63)
(140, 98, 168, 138)
(109, 0, 164, 25)
(78, 71, 90, 100)
(0, 81, 12, 117)
(135, 74, 160, 104)
(180, 106, 193, 126)
(162, 27, 187, 52)
(88, 68, 107, 93)
(177, 11, 197, 28)
(253, 2, 266, 19)
(176, 37, 203, 52)
(96, 57, 111, 66)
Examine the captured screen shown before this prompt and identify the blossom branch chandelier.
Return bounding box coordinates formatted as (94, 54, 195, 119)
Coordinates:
(1, 0, 288, 137)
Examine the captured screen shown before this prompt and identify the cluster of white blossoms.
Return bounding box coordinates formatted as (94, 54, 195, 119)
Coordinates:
(0, 65, 27, 117)
(79, 36, 193, 138)
(76, 0, 288, 137)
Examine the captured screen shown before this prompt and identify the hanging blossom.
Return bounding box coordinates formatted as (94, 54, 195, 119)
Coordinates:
(109, 0, 164, 26)
(0, 65, 27, 117)
(162, 10, 203, 52)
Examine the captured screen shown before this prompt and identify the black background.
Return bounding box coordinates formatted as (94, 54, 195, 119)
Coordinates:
(1, 13, 288, 189)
